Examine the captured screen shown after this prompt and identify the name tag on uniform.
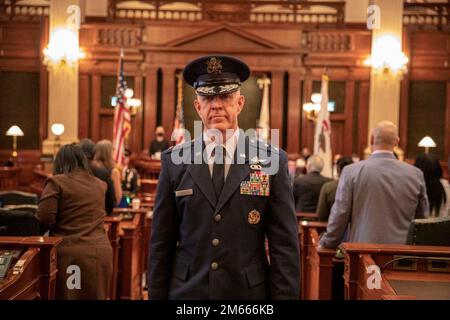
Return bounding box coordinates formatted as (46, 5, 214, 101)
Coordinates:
(175, 189, 193, 197)
(240, 171, 270, 197)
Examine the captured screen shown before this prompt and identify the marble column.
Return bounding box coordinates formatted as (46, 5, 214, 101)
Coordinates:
(42, 0, 85, 155)
(366, 0, 405, 158)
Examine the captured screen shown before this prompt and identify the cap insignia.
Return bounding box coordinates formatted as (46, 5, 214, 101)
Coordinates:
(206, 57, 222, 74)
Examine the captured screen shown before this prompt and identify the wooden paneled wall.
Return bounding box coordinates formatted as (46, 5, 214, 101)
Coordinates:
(0, 18, 449, 177)
(76, 22, 374, 158)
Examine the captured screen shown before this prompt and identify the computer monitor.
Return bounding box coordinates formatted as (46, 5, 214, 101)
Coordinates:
(0, 209, 42, 236)
(406, 216, 450, 246)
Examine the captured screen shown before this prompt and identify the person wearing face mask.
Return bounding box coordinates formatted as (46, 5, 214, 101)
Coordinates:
(149, 126, 170, 159)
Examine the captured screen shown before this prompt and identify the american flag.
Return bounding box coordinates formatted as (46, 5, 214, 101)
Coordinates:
(112, 50, 131, 166)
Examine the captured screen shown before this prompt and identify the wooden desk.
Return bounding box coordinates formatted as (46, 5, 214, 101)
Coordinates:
(104, 216, 121, 300)
(141, 210, 153, 285)
(341, 243, 450, 300)
(299, 221, 343, 300)
(139, 194, 155, 208)
(140, 179, 158, 195)
(0, 236, 62, 300)
(0, 167, 21, 191)
(296, 212, 318, 223)
(30, 168, 52, 196)
(133, 159, 161, 180)
(113, 208, 147, 300)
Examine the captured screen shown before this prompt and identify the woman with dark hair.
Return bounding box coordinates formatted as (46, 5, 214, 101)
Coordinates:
(35, 144, 113, 299)
(414, 153, 449, 217)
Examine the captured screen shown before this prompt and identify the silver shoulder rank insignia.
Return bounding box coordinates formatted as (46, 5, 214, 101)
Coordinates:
(248, 209, 261, 225)
(250, 156, 260, 164)
(206, 57, 222, 74)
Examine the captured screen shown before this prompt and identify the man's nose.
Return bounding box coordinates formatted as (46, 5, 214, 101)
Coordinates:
(209, 96, 223, 109)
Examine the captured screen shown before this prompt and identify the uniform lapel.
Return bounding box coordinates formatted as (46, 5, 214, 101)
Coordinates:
(188, 163, 217, 208)
(215, 135, 250, 213)
(187, 138, 217, 208)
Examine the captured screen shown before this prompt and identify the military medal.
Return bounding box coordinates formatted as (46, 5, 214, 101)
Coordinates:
(240, 167, 270, 197)
(248, 209, 261, 225)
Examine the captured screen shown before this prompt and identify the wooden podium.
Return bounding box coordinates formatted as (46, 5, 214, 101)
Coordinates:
(342, 243, 450, 300)
(299, 221, 343, 300)
(0, 236, 62, 300)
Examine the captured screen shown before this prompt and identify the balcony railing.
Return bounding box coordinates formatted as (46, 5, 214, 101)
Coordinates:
(80, 24, 143, 47)
(301, 30, 352, 52)
(403, 2, 449, 30)
(107, 0, 346, 26)
(0, 1, 49, 21)
(0, 0, 448, 31)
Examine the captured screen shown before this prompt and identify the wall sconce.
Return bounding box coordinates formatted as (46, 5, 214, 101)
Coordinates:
(302, 93, 335, 122)
(6, 125, 24, 158)
(43, 28, 85, 69)
(364, 35, 409, 77)
(418, 136, 436, 154)
(51, 123, 65, 153)
(111, 88, 142, 115)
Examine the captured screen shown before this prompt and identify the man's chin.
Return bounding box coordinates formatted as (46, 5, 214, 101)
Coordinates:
(208, 123, 228, 132)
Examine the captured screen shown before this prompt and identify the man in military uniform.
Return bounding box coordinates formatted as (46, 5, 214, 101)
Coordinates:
(148, 55, 299, 300)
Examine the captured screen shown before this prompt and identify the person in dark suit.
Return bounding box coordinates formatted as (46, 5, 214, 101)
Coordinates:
(293, 155, 332, 212)
(35, 144, 112, 299)
(148, 55, 299, 300)
(80, 138, 117, 214)
(316, 156, 353, 221)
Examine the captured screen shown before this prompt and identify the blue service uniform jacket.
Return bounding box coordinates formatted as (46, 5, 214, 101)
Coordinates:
(148, 135, 300, 299)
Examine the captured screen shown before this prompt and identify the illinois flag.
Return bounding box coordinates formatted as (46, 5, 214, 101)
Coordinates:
(313, 74, 332, 178)
(172, 105, 185, 145)
(172, 73, 185, 145)
(257, 77, 271, 142)
(112, 50, 131, 166)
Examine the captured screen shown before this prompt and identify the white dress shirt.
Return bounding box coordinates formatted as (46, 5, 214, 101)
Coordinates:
(372, 150, 395, 155)
(203, 128, 240, 180)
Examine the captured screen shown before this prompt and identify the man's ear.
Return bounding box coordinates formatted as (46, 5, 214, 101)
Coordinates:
(194, 98, 201, 116)
(236, 94, 245, 114)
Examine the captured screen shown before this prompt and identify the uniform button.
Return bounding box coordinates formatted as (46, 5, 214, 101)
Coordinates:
(211, 262, 219, 270)
(212, 238, 220, 247)
(214, 214, 222, 222)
